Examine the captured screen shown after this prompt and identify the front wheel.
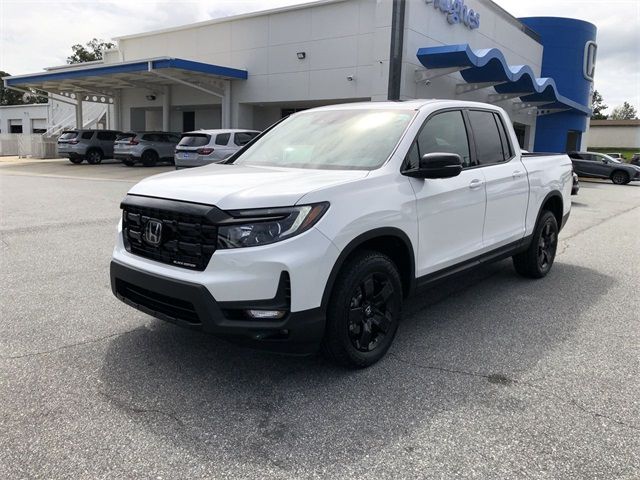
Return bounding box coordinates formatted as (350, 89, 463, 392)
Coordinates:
(322, 250, 403, 368)
(513, 210, 558, 278)
(611, 170, 629, 185)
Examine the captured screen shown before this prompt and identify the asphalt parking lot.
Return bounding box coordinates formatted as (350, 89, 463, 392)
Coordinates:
(1, 159, 639, 479)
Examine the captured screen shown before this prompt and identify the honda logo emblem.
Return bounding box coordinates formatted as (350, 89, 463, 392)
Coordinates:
(583, 41, 597, 81)
(144, 219, 163, 246)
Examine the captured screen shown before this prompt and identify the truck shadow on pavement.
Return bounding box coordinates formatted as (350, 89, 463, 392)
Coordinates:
(100, 261, 613, 473)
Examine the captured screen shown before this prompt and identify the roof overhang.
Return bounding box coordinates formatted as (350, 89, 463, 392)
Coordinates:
(416, 44, 591, 115)
(2, 57, 247, 97)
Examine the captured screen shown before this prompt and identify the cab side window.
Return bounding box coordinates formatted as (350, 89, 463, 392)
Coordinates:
(407, 110, 471, 169)
(468, 110, 509, 165)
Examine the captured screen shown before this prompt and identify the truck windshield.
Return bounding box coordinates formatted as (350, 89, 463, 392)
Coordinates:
(231, 109, 415, 170)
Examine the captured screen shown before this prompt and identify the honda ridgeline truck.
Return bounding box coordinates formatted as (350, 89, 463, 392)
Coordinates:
(111, 100, 572, 368)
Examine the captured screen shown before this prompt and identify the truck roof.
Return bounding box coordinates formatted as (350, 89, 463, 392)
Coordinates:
(307, 99, 503, 113)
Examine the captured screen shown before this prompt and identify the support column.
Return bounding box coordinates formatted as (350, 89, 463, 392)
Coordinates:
(75, 98, 83, 129)
(162, 85, 171, 131)
(221, 81, 231, 128)
(113, 89, 122, 131)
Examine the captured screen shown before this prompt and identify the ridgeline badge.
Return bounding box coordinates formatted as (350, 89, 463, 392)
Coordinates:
(425, 0, 481, 30)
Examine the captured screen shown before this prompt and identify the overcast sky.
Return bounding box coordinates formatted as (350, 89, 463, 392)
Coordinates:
(1, 0, 638, 114)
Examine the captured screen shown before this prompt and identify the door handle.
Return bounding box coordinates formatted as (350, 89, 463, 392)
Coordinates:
(512, 170, 525, 178)
(469, 179, 484, 189)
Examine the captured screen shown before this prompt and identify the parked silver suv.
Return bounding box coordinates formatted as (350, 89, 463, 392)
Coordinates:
(114, 131, 181, 167)
(57, 130, 121, 164)
(174, 129, 260, 168)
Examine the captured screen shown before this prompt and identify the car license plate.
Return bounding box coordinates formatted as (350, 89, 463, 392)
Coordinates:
(181, 153, 193, 159)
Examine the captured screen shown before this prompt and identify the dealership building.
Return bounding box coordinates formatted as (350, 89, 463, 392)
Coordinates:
(3, 0, 597, 152)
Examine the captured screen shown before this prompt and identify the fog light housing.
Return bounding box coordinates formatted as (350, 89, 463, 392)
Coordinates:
(245, 309, 286, 320)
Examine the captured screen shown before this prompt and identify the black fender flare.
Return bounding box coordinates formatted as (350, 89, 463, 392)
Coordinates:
(320, 227, 416, 311)
(535, 190, 564, 229)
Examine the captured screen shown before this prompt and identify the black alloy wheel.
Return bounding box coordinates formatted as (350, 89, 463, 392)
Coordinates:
(322, 250, 402, 368)
(513, 210, 558, 278)
(347, 273, 395, 353)
(537, 217, 558, 274)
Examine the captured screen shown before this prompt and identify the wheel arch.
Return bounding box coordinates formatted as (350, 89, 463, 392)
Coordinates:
(142, 148, 159, 158)
(321, 227, 416, 311)
(610, 169, 630, 181)
(538, 190, 563, 229)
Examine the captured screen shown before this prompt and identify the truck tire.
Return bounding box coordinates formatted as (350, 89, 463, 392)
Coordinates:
(513, 210, 558, 278)
(611, 170, 629, 185)
(86, 149, 103, 165)
(322, 250, 402, 368)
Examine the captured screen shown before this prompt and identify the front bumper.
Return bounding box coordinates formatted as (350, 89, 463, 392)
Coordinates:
(111, 260, 325, 354)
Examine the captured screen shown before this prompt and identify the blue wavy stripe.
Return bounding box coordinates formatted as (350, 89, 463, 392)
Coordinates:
(416, 44, 590, 114)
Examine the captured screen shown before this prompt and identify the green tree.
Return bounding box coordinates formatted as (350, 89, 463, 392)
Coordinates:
(609, 101, 638, 120)
(67, 38, 115, 64)
(0, 71, 47, 105)
(0, 71, 23, 105)
(591, 90, 608, 120)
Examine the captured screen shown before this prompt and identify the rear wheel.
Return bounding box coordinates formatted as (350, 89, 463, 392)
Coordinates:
(85, 149, 103, 165)
(513, 210, 558, 278)
(122, 159, 136, 167)
(141, 150, 159, 167)
(322, 250, 402, 368)
(68, 157, 83, 164)
(611, 170, 630, 185)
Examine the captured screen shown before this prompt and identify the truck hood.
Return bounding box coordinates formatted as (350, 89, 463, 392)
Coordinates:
(128, 163, 369, 209)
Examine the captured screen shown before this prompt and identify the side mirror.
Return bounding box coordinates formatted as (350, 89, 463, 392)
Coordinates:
(403, 152, 463, 179)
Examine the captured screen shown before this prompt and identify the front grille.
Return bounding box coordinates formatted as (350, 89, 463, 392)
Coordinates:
(121, 196, 222, 271)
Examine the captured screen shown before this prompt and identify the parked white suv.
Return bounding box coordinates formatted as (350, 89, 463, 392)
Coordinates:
(174, 129, 260, 168)
(111, 100, 572, 367)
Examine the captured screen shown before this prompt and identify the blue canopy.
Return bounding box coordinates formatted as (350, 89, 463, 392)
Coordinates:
(416, 44, 590, 114)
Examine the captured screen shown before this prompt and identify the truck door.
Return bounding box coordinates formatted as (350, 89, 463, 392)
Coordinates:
(407, 109, 487, 276)
(467, 110, 529, 248)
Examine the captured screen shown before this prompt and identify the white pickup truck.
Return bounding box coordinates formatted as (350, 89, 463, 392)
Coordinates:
(111, 100, 573, 367)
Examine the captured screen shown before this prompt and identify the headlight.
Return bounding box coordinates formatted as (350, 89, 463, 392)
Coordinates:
(217, 202, 329, 249)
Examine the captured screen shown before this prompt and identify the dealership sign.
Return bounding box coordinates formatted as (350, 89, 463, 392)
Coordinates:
(425, 0, 480, 30)
(583, 41, 597, 81)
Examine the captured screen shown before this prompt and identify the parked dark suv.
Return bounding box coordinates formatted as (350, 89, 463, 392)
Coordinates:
(568, 151, 640, 185)
(57, 130, 121, 164)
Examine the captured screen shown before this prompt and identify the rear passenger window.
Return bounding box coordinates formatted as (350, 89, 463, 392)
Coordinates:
(414, 110, 471, 167)
(493, 113, 513, 160)
(97, 131, 117, 141)
(234, 132, 259, 146)
(215, 133, 230, 145)
(81, 131, 93, 139)
(468, 110, 507, 165)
